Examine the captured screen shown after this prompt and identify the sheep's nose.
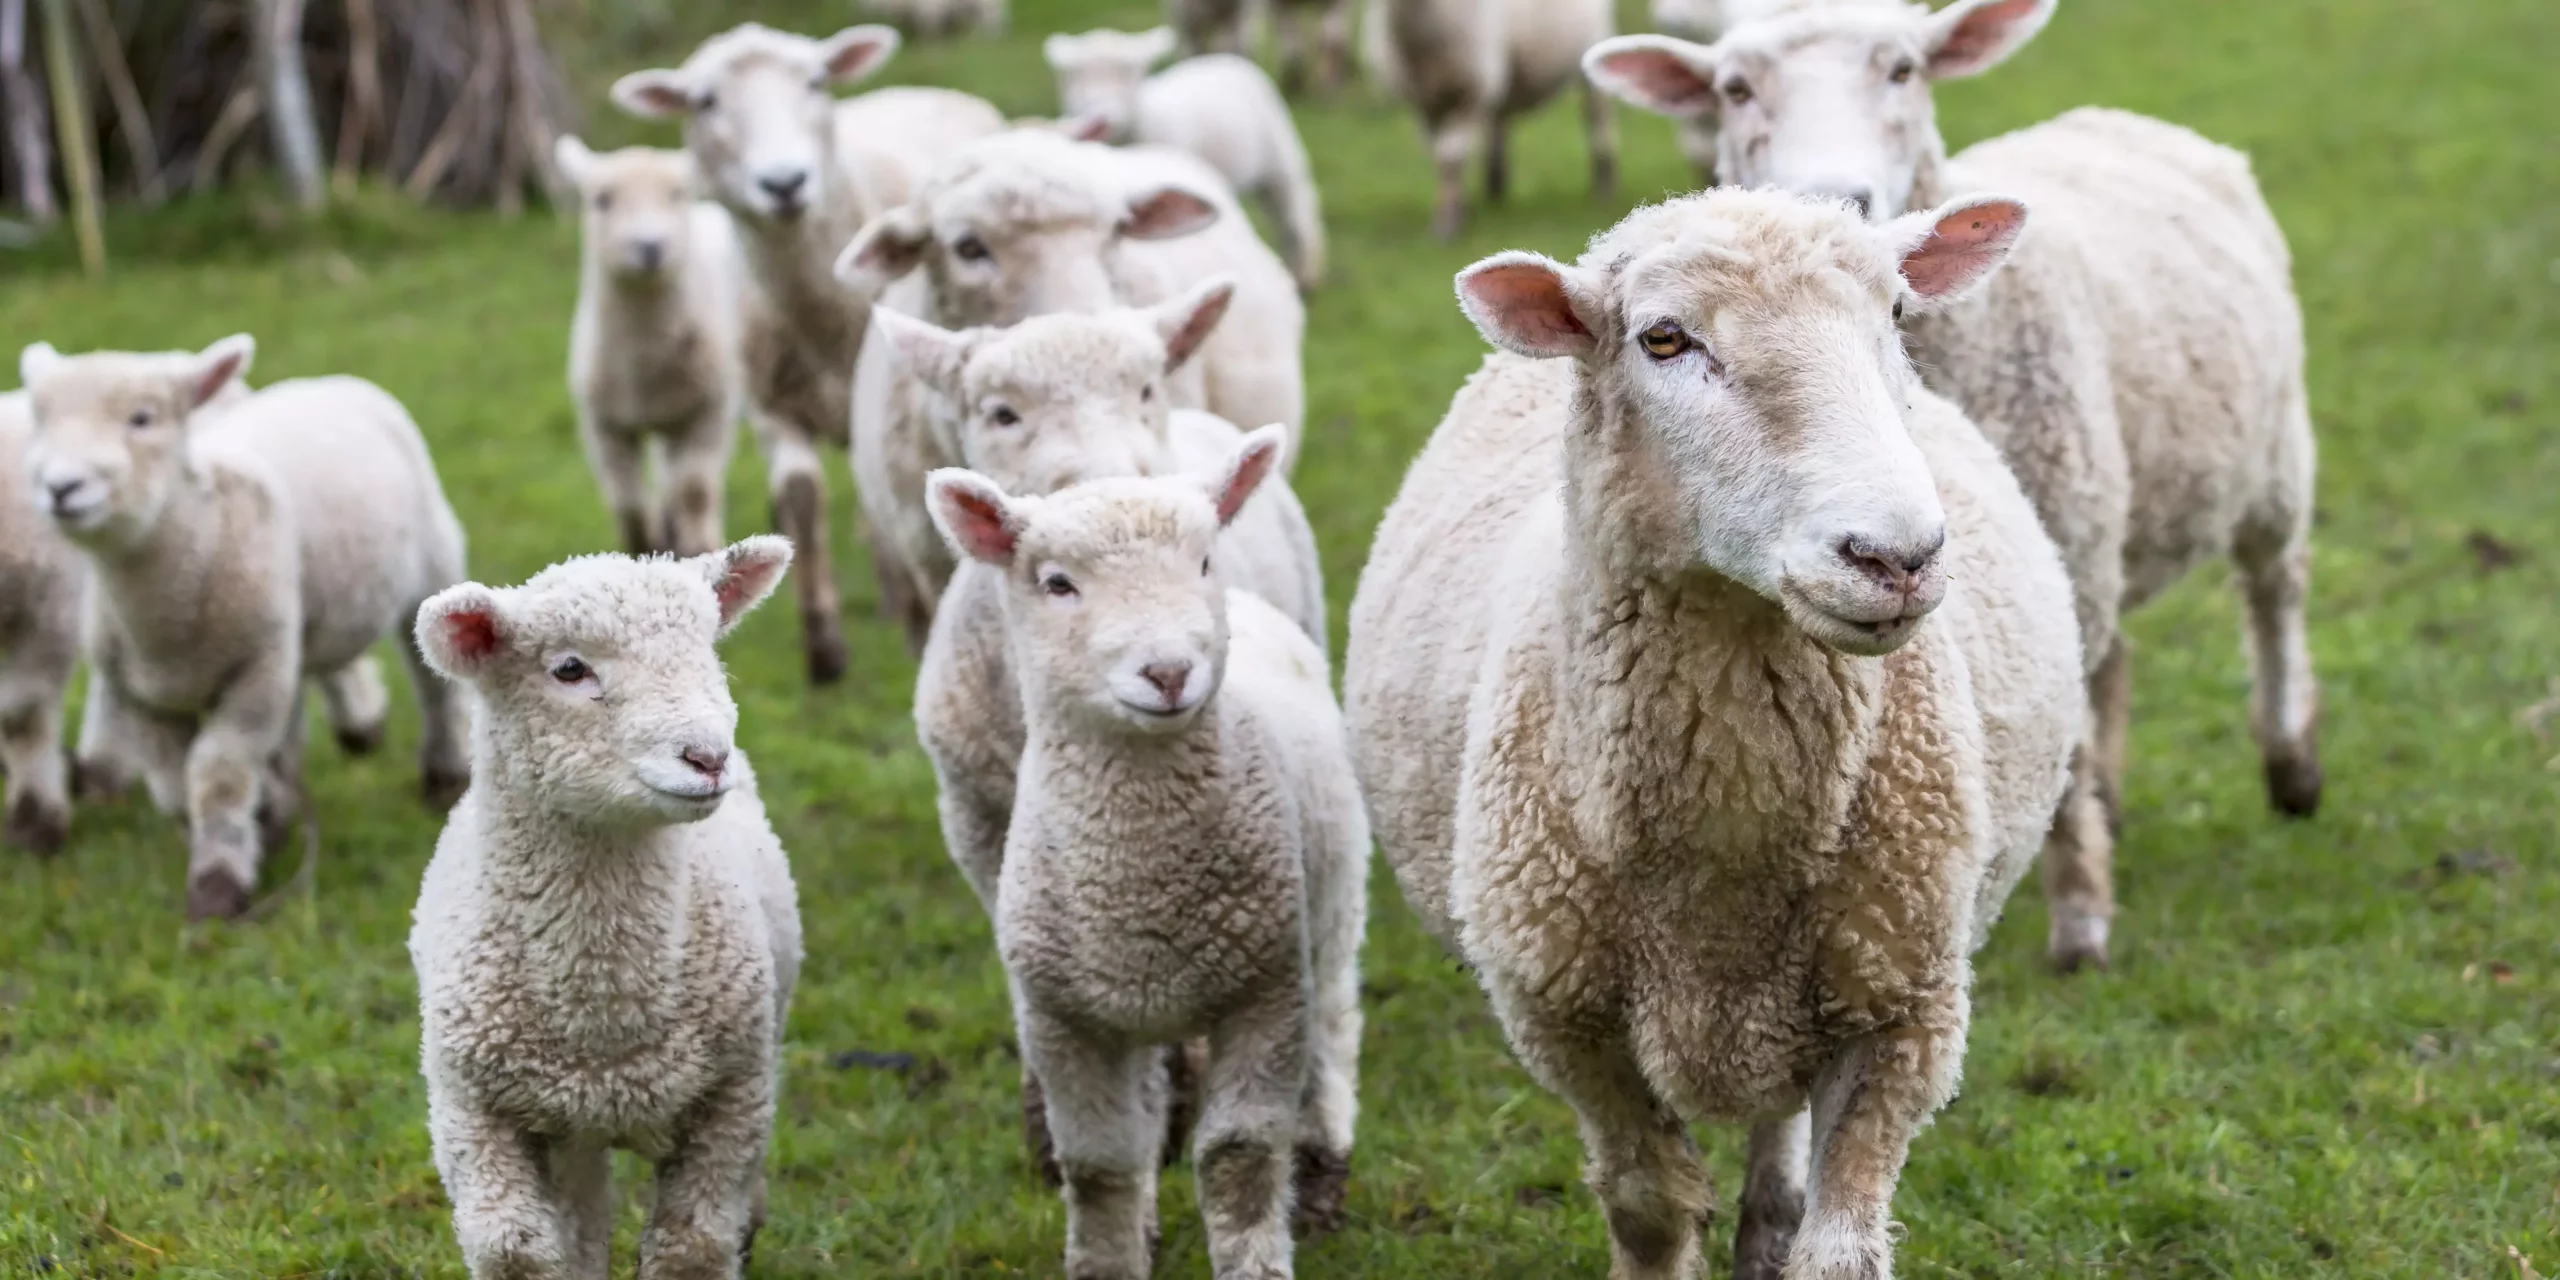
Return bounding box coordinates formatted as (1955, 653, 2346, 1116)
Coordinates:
(680, 745, 730, 778)
(1812, 184, 1877, 220)
(632, 239, 667, 270)
(758, 169, 808, 205)
(1138, 660, 1191, 706)
(1839, 529, 1944, 594)
(46, 479, 83, 509)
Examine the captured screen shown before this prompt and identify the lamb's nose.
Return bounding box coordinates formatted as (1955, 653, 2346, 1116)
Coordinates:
(1139, 660, 1191, 706)
(758, 170, 808, 204)
(633, 239, 666, 270)
(680, 746, 730, 778)
(1839, 530, 1944, 593)
(46, 479, 82, 508)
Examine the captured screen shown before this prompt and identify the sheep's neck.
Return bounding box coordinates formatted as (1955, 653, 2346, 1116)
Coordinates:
(1017, 704, 1235, 872)
(82, 465, 238, 644)
(471, 771, 693, 1014)
(734, 194, 869, 342)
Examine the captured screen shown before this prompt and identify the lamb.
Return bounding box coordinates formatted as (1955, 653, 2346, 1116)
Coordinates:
(408, 539, 802, 1280)
(20, 336, 470, 920)
(924, 428, 1366, 1278)
(1044, 29, 1329, 291)
(614, 22, 1006, 681)
(1360, 0, 1619, 239)
(556, 137, 745, 559)
(1584, 0, 2323, 970)
(863, 0, 1005, 39)
(0, 390, 84, 854)
(1342, 189, 2084, 1279)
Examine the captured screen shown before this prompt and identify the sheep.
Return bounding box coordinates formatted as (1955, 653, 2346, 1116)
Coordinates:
(1168, 0, 1253, 56)
(556, 137, 745, 560)
(924, 427, 1366, 1277)
(863, 0, 1005, 39)
(1584, 0, 2323, 971)
(1044, 29, 1329, 292)
(613, 22, 1006, 681)
(1342, 189, 2084, 1280)
(20, 336, 470, 920)
(0, 390, 83, 854)
(1359, 0, 1619, 239)
(408, 538, 802, 1280)
(1641, 0, 1796, 179)
(1271, 0, 1357, 93)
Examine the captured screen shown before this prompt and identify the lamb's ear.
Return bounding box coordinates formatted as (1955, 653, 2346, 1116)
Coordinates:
(699, 535, 795, 635)
(1202, 424, 1285, 527)
(1149, 275, 1234, 374)
(1120, 185, 1220, 241)
(611, 68, 694, 120)
(1136, 26, 1180, 66)
(553, 135, 595, 188)
(1923, 0, 2055, 80)
(1582, 35, 1723, 118)
(415, 583, 511, 681)
(819, 24, 901, 86)
(1455, 251, 1603, 360)
(186, 334, 257, 410)
(835, 204, 932, 294)
(870, 307, 972, 393)
(18, 341, 60, 389)
(1042, 33, 1082, 69)
(925, 469, 1026, 567)
(1886, 196, 2029, 308)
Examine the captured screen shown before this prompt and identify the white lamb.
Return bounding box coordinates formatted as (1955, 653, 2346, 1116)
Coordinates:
(614, 22, 1006, 680)
(557, 137, 745, 559)
(1585, 0, 2323, 970)
(409, 539, 802, 1280)
(863, 0, 1005, 39)
(1344, 189, 2084, 1279)
(1044, 29, 1328, 291)
(21, 336, 470, 920)
(925, 429, 1366, 1279)
(1360, 0, 1619, 239)
(0, 390, 84, 854)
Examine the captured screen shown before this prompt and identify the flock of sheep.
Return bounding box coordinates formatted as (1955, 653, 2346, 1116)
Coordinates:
(0, 0, 2328, 1276)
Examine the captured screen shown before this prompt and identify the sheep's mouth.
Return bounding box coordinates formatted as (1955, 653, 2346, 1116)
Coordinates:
(642, 780, 728, 810)
(1777, 580, 1929, 657)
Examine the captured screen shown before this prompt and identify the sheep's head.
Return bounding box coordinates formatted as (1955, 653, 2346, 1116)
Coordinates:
(1041, 26, 1178, 143)
(870, 276, 1233, 494)
(1455, 188, 2027, 656)
(414, 539, 793, 826)
(18, 335, 253, 547)
(1585, 0, 2052, 219)
(926, 426, 1282, 734)
(611, 23, 899, 224)
(556, 138, 701, 282)
(833, 130, 1221, 326)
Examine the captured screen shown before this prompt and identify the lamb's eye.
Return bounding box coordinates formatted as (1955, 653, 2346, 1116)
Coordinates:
(694, 90, 718, 113)
(953, 234, 992, 263)
(127, 408, 154, 429)
(1892, 298, 1905, 320)
(1889, 59, 1917, 84)
(1140, 384, 1154, 404)
(1639, 321, 1693, 360)
(1723, 79, 1754, 105)
(1201, 556, 1212, 577)
(990, 404, 1021, 427)
(1040, 572, 1079, 599)
(551, 657, 592, 684)
(593, 191, 614, 212)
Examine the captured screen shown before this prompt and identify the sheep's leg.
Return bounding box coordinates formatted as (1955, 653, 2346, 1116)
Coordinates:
(183, 653, 297, 920)
(1196, 994, 1306, 1280)
(1428, 110, 1485, 241)
(1266, 138, 1328, 292)
(1315, 0, 1352, 91)
(80, 670, 186, 815)
(400, 603, 474, 809)
(255, 684, 310, 858)
(2041, 735, 2115, 973)
(1535, 1034, 1710, 1280)
(2090, 633, 2131, 835)
(0, 660, 73, 855)
(662, 410, 737, 559)
(1484, 113, 1512, 204)
(2236, 498, 2321, 818)
(1274, 0, 1309, 94)
(430, 1097, 572, 1279)
(584, 418, 659, 556)
(1582, 75, 1619, 200)
(640, 1072, 771, 1280)
(317, 654, 390, 755)
(1795, 1026, 1962, 1280)
(1292, 832, 1365, 1236)
(1732, 1111, 1808, 1280)
(546, 1138, 613, 1280)
(1021, 1010, 1161, 1280)
(760, 426, 848, 685)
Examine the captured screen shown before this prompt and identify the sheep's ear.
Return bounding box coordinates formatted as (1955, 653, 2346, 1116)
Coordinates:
(1120, 185, 1219, 241)
(554, 135, 595, 188)
(926, 469, 1025, 567)
(19, 341, 61, 389)
(870, 307, 972, 393)
(1136, 26, 1180, 66)
(699, 535, 795, 635)
(1923, 0, 2054, 80)
(1583, 35, 1722, 118)
(1149, 276, 1234, 374)
(835, 204, 932, 294)
(1042, 33, 1081, 68)
(819, 25, 901, 86)
(1455, 251, 1603, 360)
(415, 583, 510, 681)
(186, 334, 257, 410)
(1202, 425, 1284, 527)
(1063, 112, 1115, 144)
(611, 69, 694, 120)
(1886, 196, 2028, 308)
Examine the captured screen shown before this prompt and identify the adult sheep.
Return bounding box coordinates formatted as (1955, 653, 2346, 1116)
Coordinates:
(0, 390, 85, 853)
(1343, 189, 2083, 1278)
(1585, 0, 2323, 970)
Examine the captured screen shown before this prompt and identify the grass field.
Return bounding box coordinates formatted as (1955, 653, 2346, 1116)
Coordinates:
(4, 0, 2558, 1274)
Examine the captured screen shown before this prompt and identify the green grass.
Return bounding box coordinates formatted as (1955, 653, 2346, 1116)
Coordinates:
(4, 0, 2557, 1274)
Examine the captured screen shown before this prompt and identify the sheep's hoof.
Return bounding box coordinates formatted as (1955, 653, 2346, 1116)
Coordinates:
(2047, 910, 2111, 974)
(1732, 1182, 1802, 1280)
(3, 792, 69, 856)
(1290, 1144, 1350, 1237)
(334, 720, 387, 756)
(187, 867, 253, 922)
(805, 628, 849, 686)
(422, 765, 471, 811)
(2265, 747, 2322, 819)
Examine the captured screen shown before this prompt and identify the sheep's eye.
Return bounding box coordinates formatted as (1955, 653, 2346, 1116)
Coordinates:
(127, 408, 154, 429)
(551, 657, 592, 684)
(1638, 321, 1693, 360)
(954, 234, 992, 262)
(990, 404, 1021, 427)
(1889, 60, 1916, 84)
(1040, 572, 1079, 599)
(1892, 298, 1905, 320)
(1723, 79, 1754, 105)
(1140, 384, 1154, 404)
(1201, 556, 1212, 577)
(694, 90, 718, 112)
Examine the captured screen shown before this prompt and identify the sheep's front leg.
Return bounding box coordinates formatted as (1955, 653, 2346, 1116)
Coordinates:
(548, 1139, 614, 1280)
(1427, 109, 1486, 241)
(757, 422, 847, 684)
(661, 409, 738, 559)
(1021, 1009, 1162, 1280)
(640, 1072, 774, 1280)
(1734, 1111, 1809, 1280)
(1195, 994, 1309, 1279)
(1533, 1033, 1711, 1280)
(1789, 1026, 1963, 1280)
(583, 416, 660, 556)
(184, 652, 297, 920)
(317, 654, 390, 755)
(431, 1096, 572, 1280)
(0, 662, 73, 854)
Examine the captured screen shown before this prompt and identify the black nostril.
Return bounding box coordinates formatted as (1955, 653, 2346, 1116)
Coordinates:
(681, 746, 729, 777)
(760, 172, 807, 199)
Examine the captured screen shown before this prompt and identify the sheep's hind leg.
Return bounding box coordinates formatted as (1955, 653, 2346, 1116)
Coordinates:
(318, 654, 390, 755)
(0, 670, 72, 855)
(1428, 110, 1485, 241)
(1582, 75, 1619, 200)
(1732, 1111, 1807, 1280)
(2237, 503, 2321, 818)
(2042, 735, 2115, 973)
(1023, 1013, 1162, 1280)
(761, 427, 848, 684)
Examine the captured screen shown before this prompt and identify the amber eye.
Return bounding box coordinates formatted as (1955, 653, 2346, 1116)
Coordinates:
(1889, 60, 1916, 84)
(954, 234, 992, 262)
(1639, 321, 1693, 360)
(990, 404, 1021, 427)
(1723, 79, 1754, 106)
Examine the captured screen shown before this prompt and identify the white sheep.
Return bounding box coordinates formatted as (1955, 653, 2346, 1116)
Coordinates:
(1360, 0, 1619, 239)
(0, 390, 84, 854)
(408, 538, 802, 1280)
(925, 428, 1367, 1276)
(21, 336, 471, 920)
(864, 0, 1005, 39)
(1344, 189, 2084, 1279)
(613, 22, 1006, 679)
(556, 137, 745, 560)
(1585, 0, 2323, 970)
(1044, 29, 1329, 291)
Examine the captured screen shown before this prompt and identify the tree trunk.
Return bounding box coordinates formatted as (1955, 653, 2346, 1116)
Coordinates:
(35, 0, 97, 269)
(0, 0, 54, 222)
(256, 0, 323, 209)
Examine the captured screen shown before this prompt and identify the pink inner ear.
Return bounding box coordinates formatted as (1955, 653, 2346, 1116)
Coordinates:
(943, 486, 1019, 562)
(441, 608, 500, 664)
(1168, 287, 1234, 368)
(1463, 262, 1592, 354)
(1123, 188, 1218, 241)
(1933, 0, 2046, 73)
(826, 37, 892, 82)
(1216, 441, 1278, 524)
(192, 353, 245, 408)
(1903, 204, 2026, 298)
(1592, 46, 1718, 114)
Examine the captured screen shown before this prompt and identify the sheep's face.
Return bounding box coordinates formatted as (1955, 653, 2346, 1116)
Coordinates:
(1457, 189, 2028, 657)
(414, 540, 792, 827)
(1042, 27, 1178, 142)
(928, 428, 1283, 735)
(833, 133, 1223, 326)
(611, 25, 900, 225)
(1584, 0, 2053, 220)
(557, 140, 699, 282)
(18, 337, 252, 548)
